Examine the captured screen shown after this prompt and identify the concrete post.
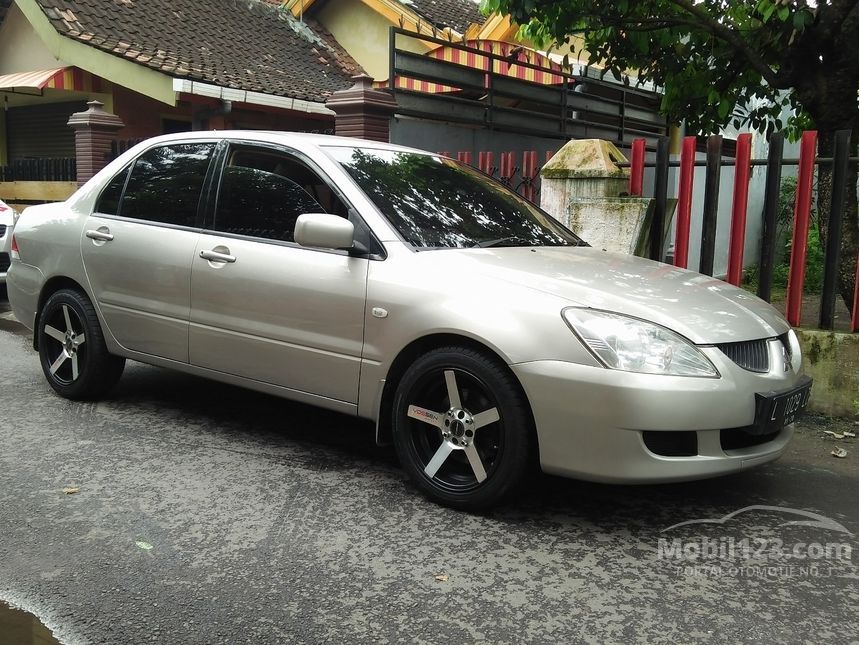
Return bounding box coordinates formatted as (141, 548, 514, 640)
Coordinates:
(325, 74, 397, 142)
(540, 139, 673, 256)
(67, 101, 125, 186)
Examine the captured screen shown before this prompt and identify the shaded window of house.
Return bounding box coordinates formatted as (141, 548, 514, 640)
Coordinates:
(119, 142, 215, 227)
(162, 118, 192, 134)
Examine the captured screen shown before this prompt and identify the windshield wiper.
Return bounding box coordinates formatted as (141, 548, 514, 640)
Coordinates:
(472, 237, 529, 248)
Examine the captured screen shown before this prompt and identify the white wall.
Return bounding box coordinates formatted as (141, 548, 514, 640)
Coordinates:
(0, 4, 64, 74)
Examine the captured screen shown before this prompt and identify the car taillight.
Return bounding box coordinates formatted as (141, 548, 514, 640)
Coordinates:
(10, 233, 19, 260)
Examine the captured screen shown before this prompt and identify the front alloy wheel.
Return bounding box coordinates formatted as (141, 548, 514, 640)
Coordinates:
(393, 347, 531, 510)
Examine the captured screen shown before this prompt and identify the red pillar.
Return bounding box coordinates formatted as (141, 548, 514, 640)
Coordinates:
(479, 151, 495, 176)
(628, 139, 645, 196)
(521, 151, 537, 201)
(726, 133, 752, 285)
(673, 136, 696, 269)
(785, 131, 818, 326)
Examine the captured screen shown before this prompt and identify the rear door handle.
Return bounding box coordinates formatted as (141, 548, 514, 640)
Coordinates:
(199, 249, 236, 263)
(85, 229, 114, 242)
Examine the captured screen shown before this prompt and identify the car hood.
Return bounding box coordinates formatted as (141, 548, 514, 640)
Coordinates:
(440, 246, 790, 344)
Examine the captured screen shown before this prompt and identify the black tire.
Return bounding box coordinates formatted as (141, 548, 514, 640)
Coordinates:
(392, 346, 531, 510)
(38, 288, 125, 400)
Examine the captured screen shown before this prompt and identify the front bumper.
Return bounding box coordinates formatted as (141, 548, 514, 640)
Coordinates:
(513, 344, 806, 484)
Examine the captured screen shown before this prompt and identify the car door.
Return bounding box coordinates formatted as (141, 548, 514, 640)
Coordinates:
(188, 142, 369, 404)
(81, 141, 216, 362)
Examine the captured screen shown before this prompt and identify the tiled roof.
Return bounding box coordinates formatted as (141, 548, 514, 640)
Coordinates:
(32, 0, 362, 103)
(301, 14, 364, 78)
(402, 0, 484, 33)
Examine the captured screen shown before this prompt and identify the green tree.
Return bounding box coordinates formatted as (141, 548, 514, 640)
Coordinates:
(481, 0, 857, 310)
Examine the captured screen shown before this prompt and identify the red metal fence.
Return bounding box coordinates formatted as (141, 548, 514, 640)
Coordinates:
(627, 130, 857, 332)
(440, 149, 558, 204)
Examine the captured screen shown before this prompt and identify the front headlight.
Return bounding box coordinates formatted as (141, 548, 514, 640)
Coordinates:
(562, 308, 719, 377)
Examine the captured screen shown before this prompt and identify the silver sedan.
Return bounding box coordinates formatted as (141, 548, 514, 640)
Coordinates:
(6, 132, 812, 509)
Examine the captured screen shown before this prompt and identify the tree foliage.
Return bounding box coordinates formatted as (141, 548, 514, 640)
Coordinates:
(480, 0, 858, 138)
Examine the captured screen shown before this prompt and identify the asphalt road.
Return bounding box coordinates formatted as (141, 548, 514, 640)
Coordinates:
(0, 295, 857, 644)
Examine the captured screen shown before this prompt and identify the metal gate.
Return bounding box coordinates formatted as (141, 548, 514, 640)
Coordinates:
(387, 27, 667, 147)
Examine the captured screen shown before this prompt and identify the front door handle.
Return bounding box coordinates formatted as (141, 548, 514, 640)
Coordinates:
(85, 229, 114, 242)
(199, 249, 236, 263)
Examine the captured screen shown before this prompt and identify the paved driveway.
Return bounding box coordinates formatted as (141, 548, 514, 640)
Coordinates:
(0, 299, 856, 644)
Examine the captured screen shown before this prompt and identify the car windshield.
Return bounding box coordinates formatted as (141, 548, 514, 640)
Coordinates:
(325, 147, 585, 249)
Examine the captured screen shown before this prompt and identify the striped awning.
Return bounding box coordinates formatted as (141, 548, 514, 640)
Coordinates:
(0, 67, 105, 93)
(377, 40, 568, 94)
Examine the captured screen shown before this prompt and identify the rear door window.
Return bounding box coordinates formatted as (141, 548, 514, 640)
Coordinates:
(119, 142, 215, 227)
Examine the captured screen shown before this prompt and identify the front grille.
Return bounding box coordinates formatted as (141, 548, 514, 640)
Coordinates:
(721, 427, 781, 451)
(0, 224, 6, 238)
(0, 252, 9, 273)
(716, 338, 769, 373)
(642, 431, 698, 457)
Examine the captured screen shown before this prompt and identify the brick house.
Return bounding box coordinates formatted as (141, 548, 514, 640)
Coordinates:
(0, 0, 364, 191)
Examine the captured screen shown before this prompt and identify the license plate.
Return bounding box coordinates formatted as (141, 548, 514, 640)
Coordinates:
(752, 376, 813, 434)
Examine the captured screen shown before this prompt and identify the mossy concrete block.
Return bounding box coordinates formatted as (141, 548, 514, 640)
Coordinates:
(541, 141, 629, 199)
(565, 197, 651, 255)
(541, 139, 629, 180)
(797, 329, 858, 418)
(541, 140, 632, 220)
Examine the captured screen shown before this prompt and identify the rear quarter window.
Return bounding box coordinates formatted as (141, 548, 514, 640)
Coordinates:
(95, 165, 130, 215)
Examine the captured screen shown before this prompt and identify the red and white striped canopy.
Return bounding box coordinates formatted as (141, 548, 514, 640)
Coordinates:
(0, 67, 105, 92)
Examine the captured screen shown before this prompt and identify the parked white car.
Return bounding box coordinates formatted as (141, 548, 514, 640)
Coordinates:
(0, 198, 17, 286)
(7, 132, 812, 509)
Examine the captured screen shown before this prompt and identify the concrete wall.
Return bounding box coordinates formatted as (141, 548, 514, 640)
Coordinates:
(798, 330, 859, 418)
(0, 4, 63, 75)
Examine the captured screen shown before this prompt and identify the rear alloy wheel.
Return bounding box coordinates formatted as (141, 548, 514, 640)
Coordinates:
(392, 347, 531, 510)
(39, 289, 125, 400)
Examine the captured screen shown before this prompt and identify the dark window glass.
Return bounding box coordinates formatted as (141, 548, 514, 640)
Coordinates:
(213, 149, 333, 242)
(120, 143, 214, 226)
(327, 147, 584, 249)
(95, 165, 130, 215)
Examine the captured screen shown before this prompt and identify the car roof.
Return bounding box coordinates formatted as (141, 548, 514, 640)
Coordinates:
(136, 130, 432, 156)
(66, 131, 439, 214)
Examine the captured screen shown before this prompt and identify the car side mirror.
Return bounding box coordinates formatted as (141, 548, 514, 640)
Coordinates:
(294, 213, 355, 251)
